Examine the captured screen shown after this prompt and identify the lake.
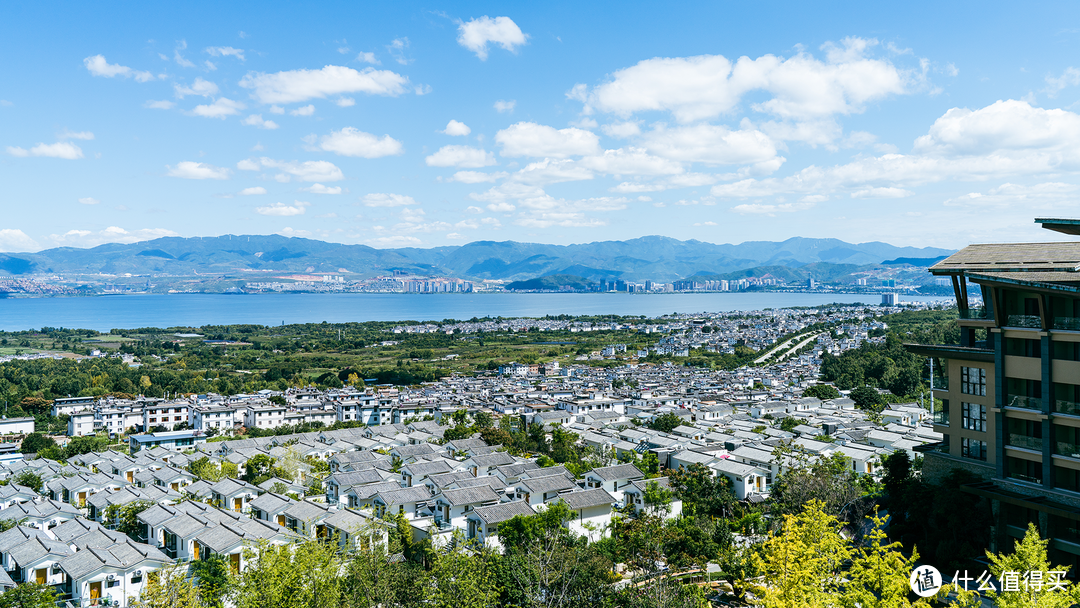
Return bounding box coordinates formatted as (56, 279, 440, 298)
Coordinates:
(0, 292, 950, 331)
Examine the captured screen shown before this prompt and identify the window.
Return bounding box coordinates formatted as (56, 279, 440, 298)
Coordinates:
(961, 367, 987, 396)
(961, 437, 987, 461)
(961, 403, 987, 432)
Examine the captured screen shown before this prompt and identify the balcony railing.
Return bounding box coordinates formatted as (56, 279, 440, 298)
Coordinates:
(1007, 315, 1042, 329)
(1008, 472, 1043, 484)
(960, 308, 990, 320)
(1007, 434, 1044, 451)
(1056, 400, 1080, 416)
(1054, 317, 1080, 331)
(933, 409, 950, 425)
(1008, 395, 1043, 411)
(1055, 441, 1080, 459)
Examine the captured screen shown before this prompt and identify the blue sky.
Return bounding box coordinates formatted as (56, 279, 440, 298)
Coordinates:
(3, 1, 1080, 253)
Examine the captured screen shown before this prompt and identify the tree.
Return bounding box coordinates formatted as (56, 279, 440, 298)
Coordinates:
(850, 385, 885, 411)
(768, 443, 862, 523)
(754, 499, 852, 608)
(803, 384, 841, 400)
(231, 539, 344, 608)
(0, 582, 57, 608)
(668, 463, 735, 518)
(984, 523, 1080, 608)
(13, 470, 43, 492)
(131, 564, 201, 608)
(881, 449, 912, 501)
(779, 417, 799, 433)
(473, 411, 494, 429)
(188, 456, 226, 482)
(190, 554, 230, 608)
(648, 412, 683, 433)
(19, 432, 55, 454)
(642, 480, 673, 518)
(841, 509, 923, 608)
(104, 500, 154, 541)
(243, 454, 284, 485)
(427, 538, 500, 608)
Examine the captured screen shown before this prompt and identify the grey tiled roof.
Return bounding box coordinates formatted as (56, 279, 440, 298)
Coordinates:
(437, 485, 500, 506)
(558, 488, 616, 510)
(470, 500, 535, 525)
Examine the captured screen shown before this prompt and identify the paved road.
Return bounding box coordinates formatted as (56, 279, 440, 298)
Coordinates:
(752, 332, 817, 364)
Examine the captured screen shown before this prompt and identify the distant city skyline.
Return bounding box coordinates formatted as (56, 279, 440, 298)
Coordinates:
(3, 1, 1080, 252)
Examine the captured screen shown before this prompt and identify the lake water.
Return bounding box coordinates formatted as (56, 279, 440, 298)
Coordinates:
(0, 292, 950, 331)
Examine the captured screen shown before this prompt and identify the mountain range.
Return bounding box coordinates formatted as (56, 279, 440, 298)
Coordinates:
(0, 235, 954, 283)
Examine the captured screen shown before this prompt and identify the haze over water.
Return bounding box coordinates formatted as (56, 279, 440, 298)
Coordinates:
(0, 293, 948, 332)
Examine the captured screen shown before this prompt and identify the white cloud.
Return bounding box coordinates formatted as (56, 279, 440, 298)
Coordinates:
(367, 235, 422, 247)
(466, 206, 483, 214)
(694, 221, 717, 226)
(268, 105, 285, 114)
(641, 124, 779, 165)
(48, 226, 179, 248)
(290, 104, 315, 116)
(206, 46, 245, 61)
(731, 202, 815, 215)
(189, 97, 245, 118)
(914, 99, 1080, 157)
(145, 100, 176, 110)
(173, 40, 195, 68)
(446, 232, 465, 240)
(487, 202, 516, 213)
(356, 52, 379, 64)
(174, 77, 219, 98)
(495, 122, 601, 157)
(580, 37, 908, 123)
(59, 130, 94, 140)
(317, 127, 404, 158)
(239, 65, 409, 104)
(336, 97, 356, 107)
(0, 229, 41, 252)
(943, 182, 1080, 209)
(256, 201, 309, 216)
(167, 161, 231, 180)
(300, 183, 343, 194)
(601, 121, 642, 138)
(7, 142, 84, 159)
(239, 187, 267, 195)
(387, 38, 411, 65)
(240, 157, 344, 182)
(457, 16, 528, 60)
(443, 120, 471, 136)
(494, 99, 516, 113)
(363, 193, 416, 207)
(83, 55, 154, 82)
(78, 197, 100, 205)
(578, 147, 684, 176)
(850, 187, 912, 198)
(425, 145, 496, 168)
(241, 114, 279, 129)
(448, 171, 508, 184)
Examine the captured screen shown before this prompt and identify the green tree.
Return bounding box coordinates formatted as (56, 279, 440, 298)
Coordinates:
(841, 509, 923, 608)
(0, 582, 57, 608)
(104, 500, 154, 541)
(849, 385, 885, 411)
(19, 433, 56, 455)
(779, 417, 799, 433)
(428, 538, 500, 608)
(134, 563, 201, 608)
(190, 554, 230, 608)
(803, 384, 841, 400)
(648, 412, 683, 433)
(668, 463, 735, 518)
(768, 443, 862, 522)
(13, 470, 43, 492)
(881, 449, 912, 502)
(754, 499, 852, 608)
(985, 523, 1080, 608)
(231, 539, 344, 608)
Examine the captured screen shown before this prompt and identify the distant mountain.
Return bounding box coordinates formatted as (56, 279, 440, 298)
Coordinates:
(0, 234, 954, 283)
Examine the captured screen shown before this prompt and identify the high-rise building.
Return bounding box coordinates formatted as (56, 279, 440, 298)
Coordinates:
(905, 217, 1080, 570)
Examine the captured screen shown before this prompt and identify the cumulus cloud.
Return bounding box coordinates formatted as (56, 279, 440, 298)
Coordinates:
(443, 120, 471, 136)
(145, 100, 176, 110)
(241, 65, 408, 104)
(363, 193, 416, 207)
(83, 55, 154, 82)
(48, 226, 179, 248)
(316, 127, 404, 158)
(495, 122, 601, 157)
(239, 187, 267, 195)
(601, 121, 642, 138)
(206, 46, 245, 61)
(167, 161, 231, 180)
(239, 157, 345, 182)
(386, 38, 411, 65)
(174, 78, 219, 98)
(457, 16, 528, 60)
(7, 142, 84, 159)
(943, 182, 1080, 209)
(0, 229, 41, 252)
(850, 187, 912, 198)
(494, 99, 516, 113)
(356, 52, 379, 64)
(425, 145, 496, 168)
(189, 98, 245, 118)
(578, 147, 684, 176)
(290, 104, 315, 116)
(78, 197, 100, 205)
(300, 183, 343, 194)
(640, 124, 780, 166)
(577, 37, 909, 123)
(256, 201, 310, 216)
(241, 114, 279, 129)
(710, 100, 1080, 201)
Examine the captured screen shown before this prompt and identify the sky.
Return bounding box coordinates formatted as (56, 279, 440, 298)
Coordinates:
(4, 1, 1080, 253)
